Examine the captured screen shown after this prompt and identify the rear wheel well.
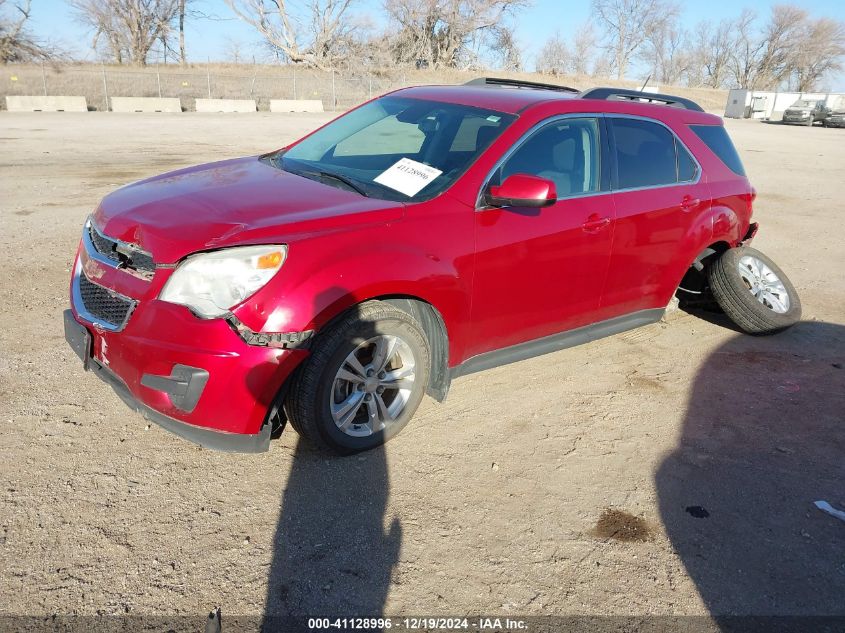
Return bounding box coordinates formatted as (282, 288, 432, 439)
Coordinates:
(676, 242, 731, 305)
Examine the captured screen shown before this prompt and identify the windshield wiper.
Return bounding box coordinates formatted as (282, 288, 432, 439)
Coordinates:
(304, 170, 368, 197)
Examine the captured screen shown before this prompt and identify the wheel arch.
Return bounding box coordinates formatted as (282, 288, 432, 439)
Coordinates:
(676, 240, 732, 299)
(314, 293, 452, 403)
(380, 296, 451, 402)
(693, 240, 732, 270)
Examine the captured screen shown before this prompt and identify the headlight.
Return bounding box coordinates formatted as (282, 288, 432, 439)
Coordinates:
(159, 245, 287, 318)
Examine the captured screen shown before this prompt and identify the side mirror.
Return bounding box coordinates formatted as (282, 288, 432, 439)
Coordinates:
(485, 174, 557, 208)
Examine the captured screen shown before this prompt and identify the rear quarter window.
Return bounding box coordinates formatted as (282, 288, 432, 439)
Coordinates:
(690, 125, 746, 177)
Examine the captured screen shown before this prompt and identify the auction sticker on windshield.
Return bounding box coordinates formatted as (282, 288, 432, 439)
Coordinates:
(374, 158, 443, 197)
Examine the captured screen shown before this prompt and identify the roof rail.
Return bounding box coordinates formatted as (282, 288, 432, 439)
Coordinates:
(465, 77, 580, 94)
(580, 87, 704, 112)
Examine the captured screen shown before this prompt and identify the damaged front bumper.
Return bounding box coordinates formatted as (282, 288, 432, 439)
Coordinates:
(64, 309, 284, 452)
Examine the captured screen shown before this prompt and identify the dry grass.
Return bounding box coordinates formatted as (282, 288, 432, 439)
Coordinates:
(1, 63, 728, 113)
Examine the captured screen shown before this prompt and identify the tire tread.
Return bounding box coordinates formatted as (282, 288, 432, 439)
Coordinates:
(707, 247, 801, 335)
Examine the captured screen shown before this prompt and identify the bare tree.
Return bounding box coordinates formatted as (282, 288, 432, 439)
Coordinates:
(177, 0, 186, 63)
(71, 0, 180, 65)
(535, 32, 569, 75)
(726, 9, 762, 89)
(491, 25, 522, 71)
(641, 15, 691, 85)
(570, 22, 597, 76)
(691, 18, 733, 88)
(386, 0, 528, 69)
(591, 0, 679, 79)
(591, 50, 614, 78)
(792, 17, 845, 91)
(0, 0, 56, 62)
(727, 5, 824, 90)
(753, 4, 807, 89)
(224, 36, 246, 63)
(224, 0, 356, 69)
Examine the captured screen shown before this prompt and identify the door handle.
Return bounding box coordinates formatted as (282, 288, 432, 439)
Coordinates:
(680, 195, 701, 212)
(582, 214, 611, 233)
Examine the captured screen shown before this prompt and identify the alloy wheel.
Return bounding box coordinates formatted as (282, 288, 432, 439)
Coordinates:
(330, 335, 417, 437)
(737, 255, 791, 314)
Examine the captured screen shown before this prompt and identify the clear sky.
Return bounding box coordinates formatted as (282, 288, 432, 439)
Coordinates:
(27, 0, 845, 89)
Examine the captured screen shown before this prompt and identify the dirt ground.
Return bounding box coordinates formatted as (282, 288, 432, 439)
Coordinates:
(0, 113, 843, 627)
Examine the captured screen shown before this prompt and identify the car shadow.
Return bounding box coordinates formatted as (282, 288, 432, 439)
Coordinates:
(260, 438, 400, 631)
(656, 321, 845, 620)
(259, 295, 402, 632)
(681, 305, 746, 335)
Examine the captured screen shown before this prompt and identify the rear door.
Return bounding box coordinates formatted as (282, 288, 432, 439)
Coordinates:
(596, 116, 709, 320)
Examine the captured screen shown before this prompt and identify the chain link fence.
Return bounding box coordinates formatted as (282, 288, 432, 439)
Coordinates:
(1, 64, 418, 111)
(1, 64, 729, 113)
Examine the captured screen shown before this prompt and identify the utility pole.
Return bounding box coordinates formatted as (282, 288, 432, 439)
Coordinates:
(102, 63, 110, 111)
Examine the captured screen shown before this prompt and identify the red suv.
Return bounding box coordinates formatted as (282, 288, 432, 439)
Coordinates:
(64, 79, 801, 454)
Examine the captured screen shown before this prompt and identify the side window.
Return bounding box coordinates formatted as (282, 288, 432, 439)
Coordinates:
(496, 118, 601, 197)
(677, 141, 698, 182)
(611, 118, 679, 189)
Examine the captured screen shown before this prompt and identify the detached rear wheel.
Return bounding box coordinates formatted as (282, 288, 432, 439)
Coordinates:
(285, 301, 431, 454)
(707, 246, 801, 334)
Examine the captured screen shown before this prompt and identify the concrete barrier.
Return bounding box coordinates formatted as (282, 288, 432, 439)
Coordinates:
(6, 96, 88, 112)
(195, 98, 256, 113)
(270, 99, 324, 113)
(111, 97, 181, 113)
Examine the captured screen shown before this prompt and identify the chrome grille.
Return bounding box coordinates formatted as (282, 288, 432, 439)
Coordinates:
(88, 224, 122, 265)
(87, 222, 155, 276)
(76, 271, 136, 330)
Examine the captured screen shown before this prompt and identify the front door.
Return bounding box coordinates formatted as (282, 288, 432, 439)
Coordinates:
(468, 117, 615, 359)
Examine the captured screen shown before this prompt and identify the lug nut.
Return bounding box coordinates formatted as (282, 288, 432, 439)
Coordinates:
(378, 371, 385, 379)
(376, 386, 385, 394)
(367, 369, 375, 377)
(365, 394, 372, 401)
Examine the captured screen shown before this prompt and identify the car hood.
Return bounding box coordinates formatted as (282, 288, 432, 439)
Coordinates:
(92, 156, 404, 263)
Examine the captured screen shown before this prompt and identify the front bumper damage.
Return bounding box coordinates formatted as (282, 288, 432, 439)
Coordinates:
(64, 223, 312, 453)
(65, 307, 273, 452)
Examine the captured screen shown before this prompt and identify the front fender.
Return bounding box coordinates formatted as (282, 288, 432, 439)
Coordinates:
(231, 220, 475, 365)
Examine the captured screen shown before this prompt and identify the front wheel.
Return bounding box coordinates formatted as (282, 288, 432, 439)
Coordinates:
(707, 247, 801, 335)
(805, 116, 815, 126)
(285, 301, 431, 454)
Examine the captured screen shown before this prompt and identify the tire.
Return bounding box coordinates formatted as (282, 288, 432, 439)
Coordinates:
(285, 300, 431, 454)
(707, 246, 801, 335)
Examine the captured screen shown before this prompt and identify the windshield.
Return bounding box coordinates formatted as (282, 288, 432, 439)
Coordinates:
(268, 97, 516, 202)
(791, 100, 818, 108)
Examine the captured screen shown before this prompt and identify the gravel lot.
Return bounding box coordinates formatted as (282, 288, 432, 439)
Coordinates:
(0, 113, 843, 626)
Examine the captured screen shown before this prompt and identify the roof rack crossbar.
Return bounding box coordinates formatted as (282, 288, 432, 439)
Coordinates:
(465, 77, 580, 94)
(579, 87, 704, 112)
